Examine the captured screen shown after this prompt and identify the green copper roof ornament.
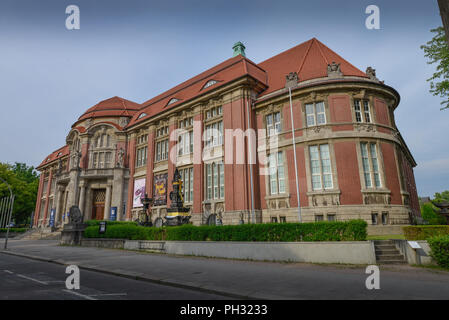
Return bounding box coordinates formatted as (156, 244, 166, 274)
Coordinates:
(232, 41, 246, 57)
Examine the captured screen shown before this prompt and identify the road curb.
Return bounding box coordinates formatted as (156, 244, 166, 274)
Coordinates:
(0, 249, 258, 300)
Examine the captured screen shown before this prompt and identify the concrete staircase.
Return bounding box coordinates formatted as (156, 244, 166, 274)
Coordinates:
(374, 240, 407, 264)
(16, 228, 61, 240)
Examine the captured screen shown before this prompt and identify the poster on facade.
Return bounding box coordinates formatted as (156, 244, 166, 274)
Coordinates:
(153, 173, 168, 206)
(133, 178, 146, 208)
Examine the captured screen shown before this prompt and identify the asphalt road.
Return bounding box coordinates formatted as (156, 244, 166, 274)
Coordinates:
(0, 253, 230, 300)
(3, 240, 449, 300)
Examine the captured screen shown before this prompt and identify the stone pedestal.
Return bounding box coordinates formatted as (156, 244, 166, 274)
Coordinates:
(60, 223, 87, 245)
(60, 205, 87, 245)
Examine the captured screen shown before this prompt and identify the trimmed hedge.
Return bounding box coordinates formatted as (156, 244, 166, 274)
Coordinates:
(428, 235, 449, 268)
(0, 228, 28, 233)
(403, 225, 449, 240)
(84, 220, 138, 227)
(83, 220, 367, 242)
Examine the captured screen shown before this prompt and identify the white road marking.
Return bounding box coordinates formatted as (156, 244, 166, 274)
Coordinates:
(16, 274, 48, 285)
(89, 293, 128, 297)
(3, 270, 14, 274)
(62, 289, 98, 300)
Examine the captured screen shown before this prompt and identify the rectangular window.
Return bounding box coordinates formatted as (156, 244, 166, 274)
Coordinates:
(105, 152, 112, 168)
(268, 151, 285, 195)
(315, 215, 324, 222)
(206, 162, 224, 200)
(305, 101, 326, 127)
(271, 217, 278, 223)
(156, 140, 168, 162)
(354, 100, 362, 122)
(136, 147, 148, 167)
(266, 112, 281, 136)
(180, 167, 194, 203)
(178, 131, 193, 156)
(309, 144, 333, 190)
(205, 121, 223, 148)
(371, 213, 378, 225)
(327, 214, 336, 222)
(361, 142, 382, 188)
(354, 100, 372, 123)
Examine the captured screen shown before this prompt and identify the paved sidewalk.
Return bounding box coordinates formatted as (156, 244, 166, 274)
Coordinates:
(2, 240, 449, 299)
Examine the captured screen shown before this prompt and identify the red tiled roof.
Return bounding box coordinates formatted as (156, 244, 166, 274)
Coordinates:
(37, 145, 69, 169)
(127, 55, 267, 127)
(77, 96, 140, 123)
(258, 38, 368, 97)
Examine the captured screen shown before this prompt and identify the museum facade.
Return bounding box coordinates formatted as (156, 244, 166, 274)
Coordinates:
(33, 38, 420, 228)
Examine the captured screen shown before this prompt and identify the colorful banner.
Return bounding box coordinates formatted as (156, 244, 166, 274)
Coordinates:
(133, 178, 146, 208)
(153, 173, 168, 206)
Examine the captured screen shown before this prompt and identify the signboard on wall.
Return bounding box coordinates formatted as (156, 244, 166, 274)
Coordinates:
(153, 173, 168, 206)
(110, 207, 117, 221)
(133, 178, 146, 208)
(49, 209, 55, 227)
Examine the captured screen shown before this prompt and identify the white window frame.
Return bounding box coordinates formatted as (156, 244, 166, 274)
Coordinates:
(360, 142, 382, 188)
(268, 151, 286, 195)
(205, 162, 224, 200)
(309, 144, 333, 191)
(305, 101, 326, 127)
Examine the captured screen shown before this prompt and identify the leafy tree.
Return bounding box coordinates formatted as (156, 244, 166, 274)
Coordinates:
(0, 162, 39, 225)
(421, 202, 446, 225)
(434, 190, 449, 203)
(421, 26, 449, 110)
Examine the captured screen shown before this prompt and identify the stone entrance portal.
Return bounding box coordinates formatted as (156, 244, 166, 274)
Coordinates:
(91, 189, 106, 220)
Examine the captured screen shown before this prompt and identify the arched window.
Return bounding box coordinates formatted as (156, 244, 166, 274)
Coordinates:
(90, 129, 114, 169)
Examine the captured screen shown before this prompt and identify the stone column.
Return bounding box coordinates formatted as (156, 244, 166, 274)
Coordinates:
(104, 185, 112, 220)
(43, 168, 53, 226)
(78, 185, 86, 218)
(54, 186, 63, 227)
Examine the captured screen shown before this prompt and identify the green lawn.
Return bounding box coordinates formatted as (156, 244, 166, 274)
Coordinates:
(367, 234, 405, 240)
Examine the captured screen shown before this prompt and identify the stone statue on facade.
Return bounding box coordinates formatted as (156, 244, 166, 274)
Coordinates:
(366, 66, 379, 82)
(327, 61, 342, 78)
(285, 72, 299, 89)
(117, 147, 125, 168)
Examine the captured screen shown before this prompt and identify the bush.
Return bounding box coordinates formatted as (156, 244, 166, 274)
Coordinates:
(421, 203, 446, 225)
(83, 220, 367, 242)
(403, 225, 449, 240)
(428, 235, 449, 268)
(84, 220, 137, 227)
(0, 228, 28, 233)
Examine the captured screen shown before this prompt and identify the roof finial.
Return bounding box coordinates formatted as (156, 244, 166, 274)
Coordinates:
(232, 42, 246, 57)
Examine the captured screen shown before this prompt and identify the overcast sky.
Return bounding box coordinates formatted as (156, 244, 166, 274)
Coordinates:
(0, 0, 446, 197)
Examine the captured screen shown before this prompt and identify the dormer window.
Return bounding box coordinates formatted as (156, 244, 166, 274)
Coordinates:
(167, 98, 179, 106)
(138, 113, 147, 119)
(203, 80, 218, 90)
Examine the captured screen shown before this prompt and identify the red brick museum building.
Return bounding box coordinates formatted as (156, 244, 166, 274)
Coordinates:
(33, 38, 420, 227)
